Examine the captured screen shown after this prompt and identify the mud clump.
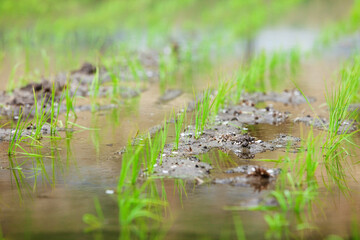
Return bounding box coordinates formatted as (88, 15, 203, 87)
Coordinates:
(157, 89, 183, 103)
(242, 89, 315, 105)
(151, 155, 212, 179)
(0, 124, 64, 142)
(0, 57, 159, 118)
(294, 115, 358, 134)
(152, 104, 300, 179)
(214, 165, 281, 192)
(217, 101, 289, 125)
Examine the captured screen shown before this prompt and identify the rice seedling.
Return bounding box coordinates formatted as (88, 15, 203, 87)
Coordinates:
(108, 67, 121, 103)
(145, 132, 162, 175)
(212, 80, 233, 116)
(159, 116, 168, 165)
(289, 47, 301, 76)
(64, 77, 78, 129)
(49, 81, 61, 136)
(84, 139, 167, 237)
(233, 69, 246, 104)
(128, 57, 145, 89)
(173, 109, 186, 150)
(322, 62, 360, 192)
(90, 66, 100, 112)
(119, 141, 145, 186)
(7, 62, 21, 92)
(40, 48, 50, 76)
(319, 0, 360, 45)
(194, 89, 213, 139)
(31, 89, 50, 141)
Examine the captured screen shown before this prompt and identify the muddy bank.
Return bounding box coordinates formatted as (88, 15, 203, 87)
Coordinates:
(152, 102, 300, 179)
(0, 59, 157, 118)
(0, 123, 65, 142)
(294, 115, 358, 133)
(242, 89, 316, 105)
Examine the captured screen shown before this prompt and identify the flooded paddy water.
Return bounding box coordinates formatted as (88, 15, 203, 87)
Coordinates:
(0, 0, 360, 239)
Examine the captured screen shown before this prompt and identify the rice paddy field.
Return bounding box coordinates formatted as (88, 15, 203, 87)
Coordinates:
(0, 0, 360, 239)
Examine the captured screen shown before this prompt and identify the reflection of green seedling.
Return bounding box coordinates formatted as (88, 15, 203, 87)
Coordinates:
(83, 197, 104, 232)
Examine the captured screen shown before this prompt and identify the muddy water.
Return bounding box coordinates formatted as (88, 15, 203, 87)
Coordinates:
(1, 1, 360, 240)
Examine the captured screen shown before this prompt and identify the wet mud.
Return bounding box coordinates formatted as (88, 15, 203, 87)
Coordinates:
(152, 102, 300, 179)
(294, 115, 358, 133)
(242, 89, 316, 105)
(0, 123, 65, 141)
(214, 165, 281, 192)
(0, 60, 157, 118)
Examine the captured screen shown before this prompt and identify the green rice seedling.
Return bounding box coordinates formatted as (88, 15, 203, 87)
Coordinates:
(8, 109, 33, 156)
(158, 51, 178, 93)
(322, 64, 360, 192)
(40, 48, 50, 76)
(128, 58, 145, 89)
(194, 89, 213, 139)
(292, 128, 320, 186)
(90, 66, 100, 112)
(31, 89, 50, 141)
(268, 50, 287, 90)
(233, 69, 246, 104)
(8, 111, 25, 156)
(303, 130, 319, 185)
(242, 52, 267, 92)
(289, 47, 301, 76)
(116, 183, 166, 238)
(212, 80, 233, 117)
(145, 132, 162, 175)
(173, 109, 186, 150)
(64, 77, 78, 129)
(49, 81, 61, 136)
(159, 116, 168, 165)
(119, 140, 145, 187)
(108, 68, 121, 103)
(268, 51, 278, 75)
(116, 141, 167, 235)
(318, 0, 360, 45)
(7, 62, 21, 92)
